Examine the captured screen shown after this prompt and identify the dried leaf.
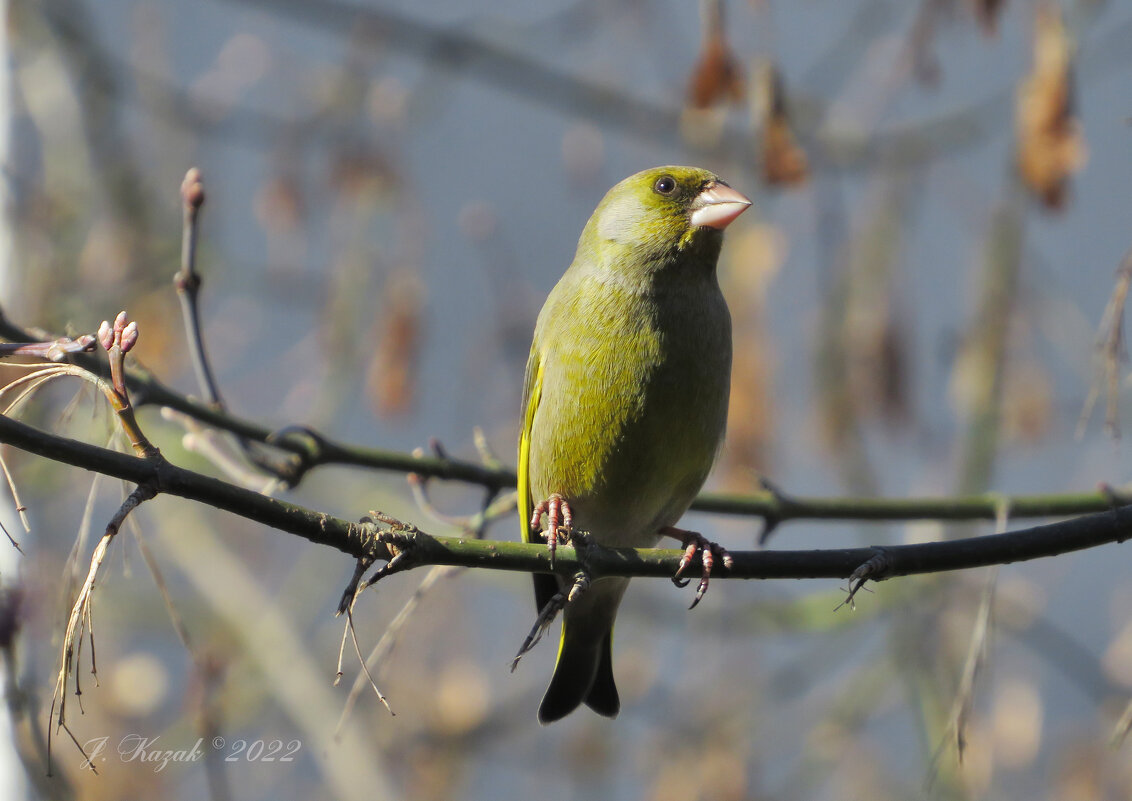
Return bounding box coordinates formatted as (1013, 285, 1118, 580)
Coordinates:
(330, 147, 396, 203)
(753, 61, 809, 187)
(254, 173, 305, 234)
(1015, 4, 1086, 210)
(970, 0, 1009, 37)
(686, 0, 744, 110)
(365, 270, 424, 417)
(1001, 358, 1052, 444)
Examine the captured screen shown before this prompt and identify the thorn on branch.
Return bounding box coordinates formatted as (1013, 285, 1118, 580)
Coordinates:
(757, 476, 793, 544)
(1097, 482, 1130, 512)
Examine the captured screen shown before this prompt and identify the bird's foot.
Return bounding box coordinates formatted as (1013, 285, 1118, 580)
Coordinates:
(662, 526, 733, 609)
(510, 567, 591, 672)
(530, 493, 574, 569)
(510, 587, 565, 672)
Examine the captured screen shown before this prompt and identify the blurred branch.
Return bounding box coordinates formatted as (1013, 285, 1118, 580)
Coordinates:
(212, 0, 1065, 173)
(955, 195, 1024, 496)
(23, 0, 1132, 193)
(0, 410, 1130, 583)
(1079, 248, 1132, 439)
(36, 0, 156, 262)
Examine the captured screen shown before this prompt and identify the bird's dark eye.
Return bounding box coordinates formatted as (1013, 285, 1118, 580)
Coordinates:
(653, 175, 677, 195)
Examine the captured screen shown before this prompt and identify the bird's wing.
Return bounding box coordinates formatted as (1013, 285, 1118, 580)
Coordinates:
(518, 343, 559, 613)
(518, 344, 543, 547)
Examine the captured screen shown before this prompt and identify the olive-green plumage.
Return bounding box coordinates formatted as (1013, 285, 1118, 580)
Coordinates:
(518, 166, 748, 723)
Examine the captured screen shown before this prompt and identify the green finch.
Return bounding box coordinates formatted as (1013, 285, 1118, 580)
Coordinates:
(517, 165, 750, 723)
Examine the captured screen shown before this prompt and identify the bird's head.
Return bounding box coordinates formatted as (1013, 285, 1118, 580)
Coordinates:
(578, 166, 751, 278)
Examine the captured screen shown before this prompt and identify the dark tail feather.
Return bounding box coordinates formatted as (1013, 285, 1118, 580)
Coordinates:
(583, 633, 619, 718)
(536, 578, 627, 724)
(538, 631, 620, 723)
(537, 639, 599, 724)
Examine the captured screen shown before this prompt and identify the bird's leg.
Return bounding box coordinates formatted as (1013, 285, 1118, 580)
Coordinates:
(510, 547, 592, 671)
(530, 493, 574, 568)
(661, 526, 734, 609)
(510, 590, 567, 672)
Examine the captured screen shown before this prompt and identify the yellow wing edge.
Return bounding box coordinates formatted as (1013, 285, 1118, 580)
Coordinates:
(517, 353, 544, 545)
(520, 355, 572, 673)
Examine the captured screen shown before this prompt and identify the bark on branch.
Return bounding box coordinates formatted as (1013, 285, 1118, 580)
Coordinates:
(0, 411, 1127, 584)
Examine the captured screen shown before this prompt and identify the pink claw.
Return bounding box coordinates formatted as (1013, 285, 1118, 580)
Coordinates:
(531, 493, 573, 568)
(663, 527, 733, 609)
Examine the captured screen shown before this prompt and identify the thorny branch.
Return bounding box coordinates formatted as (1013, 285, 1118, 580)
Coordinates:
(1, 302, 1126, 527)
(0, 404, 1127, 584)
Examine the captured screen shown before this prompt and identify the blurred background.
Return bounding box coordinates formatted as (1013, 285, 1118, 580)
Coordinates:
(1, 0, 1132, 798)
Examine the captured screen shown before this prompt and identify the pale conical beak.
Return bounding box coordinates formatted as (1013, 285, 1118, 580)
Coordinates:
(689, 182, 752, 230)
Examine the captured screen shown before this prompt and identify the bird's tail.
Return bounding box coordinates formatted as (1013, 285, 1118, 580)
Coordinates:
(537, 578, 627, 724)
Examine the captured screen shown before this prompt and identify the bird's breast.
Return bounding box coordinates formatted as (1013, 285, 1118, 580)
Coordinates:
(528, 277, 731, 547)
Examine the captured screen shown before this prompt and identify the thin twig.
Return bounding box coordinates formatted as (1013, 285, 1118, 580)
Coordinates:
(167, 174, 325, 486)
(945, 567, 999, 765)
(163, 407, 282, 494)
(333, 485, 508, 729)
(49, 483, 157, 770)
(176, 168, 338, 486)
(175, 168, 224, 409)
(1113, 697, 1132, 746)
(0, 335, 96, 360)
(343, 605, 393, 716)
(1079, 250, 1132, 439)
(333, 564, 458, 737)
(125, 503, 198, 661)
